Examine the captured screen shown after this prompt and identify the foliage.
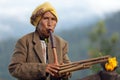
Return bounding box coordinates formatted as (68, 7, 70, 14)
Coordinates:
(88, 21, 120, 73)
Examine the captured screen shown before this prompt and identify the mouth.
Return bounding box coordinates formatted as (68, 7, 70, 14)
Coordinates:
(47, 28, 54, 33)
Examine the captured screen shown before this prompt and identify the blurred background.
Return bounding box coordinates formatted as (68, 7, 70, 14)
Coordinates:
(0, 0, 120, 80)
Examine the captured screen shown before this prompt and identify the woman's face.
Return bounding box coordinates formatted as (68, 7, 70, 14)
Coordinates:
(37, 11, 57, 37)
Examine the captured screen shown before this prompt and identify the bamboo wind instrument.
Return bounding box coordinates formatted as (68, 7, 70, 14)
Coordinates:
(49, 30, 59, 65)
(58, 55, 110, 75)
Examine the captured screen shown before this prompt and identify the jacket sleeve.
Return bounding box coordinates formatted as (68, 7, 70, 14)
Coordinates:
(8, 39, 47, 80)
(62, 42, 72, 80)
(62, 42, 71, 64)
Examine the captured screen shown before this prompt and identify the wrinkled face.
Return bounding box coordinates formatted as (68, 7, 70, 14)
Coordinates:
(37, 11, 57, 37)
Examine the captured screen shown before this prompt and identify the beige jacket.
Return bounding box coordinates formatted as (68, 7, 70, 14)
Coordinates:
(8, 31, 70, 80)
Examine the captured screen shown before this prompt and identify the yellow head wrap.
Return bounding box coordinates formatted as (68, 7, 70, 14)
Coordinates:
(30, 2, 58, 27)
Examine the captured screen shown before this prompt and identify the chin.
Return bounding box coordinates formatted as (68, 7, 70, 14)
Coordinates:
(44, 33, 49, 38)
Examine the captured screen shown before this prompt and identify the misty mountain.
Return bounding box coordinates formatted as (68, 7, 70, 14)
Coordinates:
(105, 11, 120, 34)
(0, 13, 100, 41)
(0, 16, 34, 40)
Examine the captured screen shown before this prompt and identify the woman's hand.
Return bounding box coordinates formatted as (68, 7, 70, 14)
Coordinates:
(45, 64, 60, 77)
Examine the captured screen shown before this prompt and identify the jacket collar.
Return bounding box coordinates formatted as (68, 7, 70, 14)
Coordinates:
(33, 31, 45, 63)
(32, 31, 54, 64)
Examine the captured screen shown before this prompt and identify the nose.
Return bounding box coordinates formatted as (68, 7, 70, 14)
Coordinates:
(47, 19, 52, 29)
(48, 19, 52, 25)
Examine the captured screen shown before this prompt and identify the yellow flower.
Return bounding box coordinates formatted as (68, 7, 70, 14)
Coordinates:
(105, 57, 118, 71)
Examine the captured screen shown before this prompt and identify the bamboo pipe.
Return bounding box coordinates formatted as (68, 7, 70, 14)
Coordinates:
(58, 55, 110, 75)
(59, 59, 108, 74)
(49, 30, 59, 65)
(60, 55, 110, 68)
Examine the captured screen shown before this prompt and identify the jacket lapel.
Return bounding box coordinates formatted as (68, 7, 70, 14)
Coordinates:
(33, 32, 45, 63)
(32, 32, 59, 64)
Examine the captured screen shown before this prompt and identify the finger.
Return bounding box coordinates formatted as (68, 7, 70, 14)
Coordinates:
(46, 67, 59, 77)
(46, 69, 55, 76)
(49, 64, 60, 70)
(48, 67, 58, 73)
(60, 63, 64, 65)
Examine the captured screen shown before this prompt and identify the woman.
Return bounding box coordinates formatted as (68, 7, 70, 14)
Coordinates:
(8, 2, 71, 80)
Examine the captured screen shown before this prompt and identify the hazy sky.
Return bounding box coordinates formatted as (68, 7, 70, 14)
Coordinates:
(1, 0, 120, 19)
(0, 0, 120, 38)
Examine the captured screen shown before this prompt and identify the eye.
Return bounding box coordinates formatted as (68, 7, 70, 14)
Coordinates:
(52, 18, 57, 21)
(43, 17, 48, 20)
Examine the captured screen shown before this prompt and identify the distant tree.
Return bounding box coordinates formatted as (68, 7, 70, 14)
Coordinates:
(88, 20, 120, 73)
